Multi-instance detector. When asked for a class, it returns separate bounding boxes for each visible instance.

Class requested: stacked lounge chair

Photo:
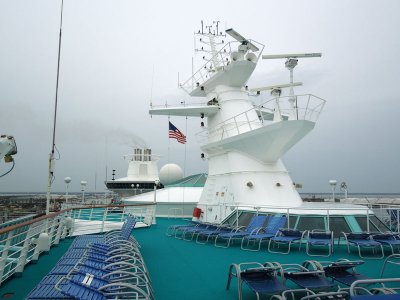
[26,215,153,300]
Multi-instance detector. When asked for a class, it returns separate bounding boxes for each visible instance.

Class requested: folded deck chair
[268,229,305,254]
[241,215,287,251]
[306,230,334,257]
[26,274,72,299]
[372,233,400,254]
[280,264,336,291]
[215,215,268,248]
[226,262,288,300]
[71,215,137,248]
[341,232,384,259]
[350,278,400,299]
[56,275,151,300]
[314,259,369,286]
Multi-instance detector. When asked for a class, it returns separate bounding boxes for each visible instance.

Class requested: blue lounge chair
[195,224,234,244]
[372,233,400,254]
[313,259,369,286]
[268,229,305,254]
[241,215,287,251]
[279,263,336,291]
[226,262,288,300]
[305,230,334,257]
[182,223,218,241]
[55,275,150,300]
[166,220,198,236]
[215,215,268,248]
[341,232,384,259]
[174,222,210,239]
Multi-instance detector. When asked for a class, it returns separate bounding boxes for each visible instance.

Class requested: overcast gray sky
[1,0,399,194]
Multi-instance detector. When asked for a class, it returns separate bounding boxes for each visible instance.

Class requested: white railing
[196,94,326,144]
[180,40,265,94]
[197,202,400,234]
[0,203,155,287]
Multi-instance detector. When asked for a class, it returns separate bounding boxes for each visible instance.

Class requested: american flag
[169,122,186,144]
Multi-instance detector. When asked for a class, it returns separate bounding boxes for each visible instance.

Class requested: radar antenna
[262,53,321,119]
[225,28,259,52]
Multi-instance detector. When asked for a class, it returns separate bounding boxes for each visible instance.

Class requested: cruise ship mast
[150,22,326,223]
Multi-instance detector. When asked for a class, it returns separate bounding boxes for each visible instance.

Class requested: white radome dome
[159,164,183,185]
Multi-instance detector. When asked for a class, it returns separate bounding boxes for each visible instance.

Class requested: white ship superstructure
[150,24,326,222]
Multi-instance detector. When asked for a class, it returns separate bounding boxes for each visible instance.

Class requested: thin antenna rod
[150,65,154,106]
[51,0,64,155]
[46,0,64,215]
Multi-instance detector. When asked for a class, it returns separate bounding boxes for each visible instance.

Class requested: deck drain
[2,293,14,299]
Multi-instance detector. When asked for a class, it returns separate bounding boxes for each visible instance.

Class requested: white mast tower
[150,23,325,223]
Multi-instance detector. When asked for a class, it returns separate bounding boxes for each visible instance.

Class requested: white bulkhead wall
[207,85,262,143]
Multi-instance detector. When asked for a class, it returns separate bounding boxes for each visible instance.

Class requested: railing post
[101,208,107,233]
[0,230,14,280]
[245,112,252,130]
[234,116,239,134]
[236,206,239,227]
[286,208,290,229]
[327,209,330,231]
[15,225,32,276]
[54,217,64,245]
[366,209,370,233]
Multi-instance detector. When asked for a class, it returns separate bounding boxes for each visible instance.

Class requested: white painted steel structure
[150,26,326,223]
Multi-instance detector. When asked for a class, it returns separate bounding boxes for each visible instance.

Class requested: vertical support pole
[236,206,239,228]
[366,209,370,233]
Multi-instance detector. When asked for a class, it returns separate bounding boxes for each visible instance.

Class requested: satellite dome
[159,164,183,185]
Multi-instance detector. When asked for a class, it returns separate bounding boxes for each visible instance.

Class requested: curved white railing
[180,40,265,94]
[196,94,326,144]
[0,203,155,286]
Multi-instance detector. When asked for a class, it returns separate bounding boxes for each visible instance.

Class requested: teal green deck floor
[0,218,399,299]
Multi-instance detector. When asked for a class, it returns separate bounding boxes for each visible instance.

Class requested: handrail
[0,203,155,235]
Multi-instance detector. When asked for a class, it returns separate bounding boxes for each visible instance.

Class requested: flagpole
[184,116,187,177]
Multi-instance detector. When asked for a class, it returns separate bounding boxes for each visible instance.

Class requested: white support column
[15,225,32,276]
[54,218,64,245]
